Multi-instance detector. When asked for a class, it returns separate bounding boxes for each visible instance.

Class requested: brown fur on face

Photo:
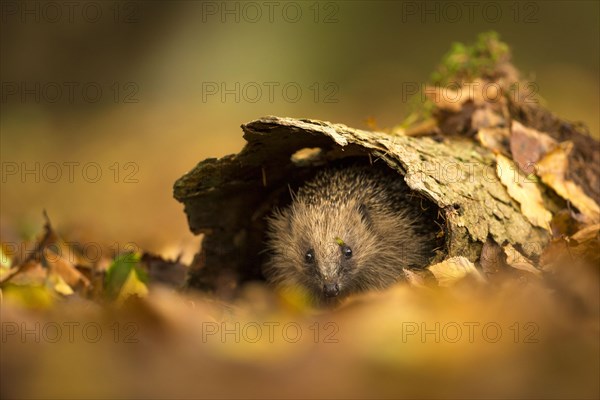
[264,164,438,305]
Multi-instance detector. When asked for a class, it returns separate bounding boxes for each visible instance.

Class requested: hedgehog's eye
[342,245,353,259]
[304,249,315,264]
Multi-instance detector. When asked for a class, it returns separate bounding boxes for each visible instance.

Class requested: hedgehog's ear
[358,203,373,228]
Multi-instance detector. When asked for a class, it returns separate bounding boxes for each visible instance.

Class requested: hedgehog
[264,163,439,305]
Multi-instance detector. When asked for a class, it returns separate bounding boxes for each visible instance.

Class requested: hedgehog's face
[268,199,380,303]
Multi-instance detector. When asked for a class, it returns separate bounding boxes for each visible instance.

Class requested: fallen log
[173,32,599,296]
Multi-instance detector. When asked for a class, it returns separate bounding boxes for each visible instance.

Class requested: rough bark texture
[174,116,549,294]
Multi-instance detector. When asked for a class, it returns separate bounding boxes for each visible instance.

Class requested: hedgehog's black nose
[323,282,340,297]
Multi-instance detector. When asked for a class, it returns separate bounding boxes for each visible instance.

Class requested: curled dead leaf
[569,224,600,268]
[570,223,600,243]
[43,248,91,289]
[510,121,557,175]
[8,261,47,286]
[476,127,510,155]
[496,154,552,230]
[427,256,485,287]
[536,142,600,223]
[402,268,435,288]
[49,273,75,296]
[502,244,542,277]
[539,224,598,271]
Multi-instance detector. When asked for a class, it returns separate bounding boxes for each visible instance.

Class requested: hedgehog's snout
[323,282,340,297]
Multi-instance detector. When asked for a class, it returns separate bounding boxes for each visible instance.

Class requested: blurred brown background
[1,0,598,252]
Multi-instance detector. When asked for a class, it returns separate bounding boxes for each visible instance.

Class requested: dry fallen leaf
[510,121,557,175]
[496,154,552,230]
[427,256,485,287]
[402,268,430,288]
[43,248,91,289]
[539,237,569,272]
[49,273,75,296]
[502,243,542,277]
[8,261,47,286]
[0,246,11,271]
[536,142,600,223]
[550,209,586,238]
[476,127,510,155]
[570,223,600,243]
[540,224,599,272]
[426,79,507,111]
[570,224,600,267]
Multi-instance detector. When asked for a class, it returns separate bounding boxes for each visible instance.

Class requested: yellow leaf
[571,223,600,242]
[537,142,600,223]
[2,284,54,309]
[427,256,485,287]
[496,154,552,230]
[0,245,11,270]
[116,269,149,305]
[476,127,510,154]
[50,273,75,296]
[276,285,312,312]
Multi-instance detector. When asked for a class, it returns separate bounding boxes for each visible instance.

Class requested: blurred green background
[1,0,598,252]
